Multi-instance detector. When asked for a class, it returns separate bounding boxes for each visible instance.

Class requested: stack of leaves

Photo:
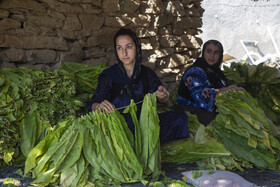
[223,62,280,126]
[208,90,280,171]
[0,75,22,165]
[161,113,232,167]
[58,62,107,95]
[24,93,161,186]
[0,62,106,167]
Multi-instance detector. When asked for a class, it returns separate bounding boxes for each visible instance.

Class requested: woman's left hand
[156,85,169,103]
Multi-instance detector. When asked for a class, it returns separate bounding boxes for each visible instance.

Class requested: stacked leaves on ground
[208,90,280,171]
[161,90,280,171]
[223,62,280,126]
[24,93,161,186]
[0,62,106,167]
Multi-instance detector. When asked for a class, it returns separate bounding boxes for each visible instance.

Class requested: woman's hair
[201,39,224,66]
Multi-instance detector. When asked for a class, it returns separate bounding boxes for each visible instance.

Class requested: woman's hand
[92,100,115,113]
[156,85,169,103]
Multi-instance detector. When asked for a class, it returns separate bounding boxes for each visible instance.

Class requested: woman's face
[203,44,221,66]
[116,35,136,68]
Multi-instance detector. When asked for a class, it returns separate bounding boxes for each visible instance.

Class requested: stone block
[178,34,195,48]
[47,10,65,21]
[148,0,165,13]
[104,16,131,27]
[102,0,120,14]
[168,53,189,68]
[10,14,25,22]
[62,14,82,31]
[182,0,199,6]
[158,26,172,35]
[186,4,201,17]
[57,0,98,4]
[154,48,174,58]
[80,4,102,14]
[83,57,109,66]
[25,15,64,30]
[86,27,119,47]
[0,48,25,62]
[173,17,202,29]
[0,61,17,69]
[154,14,173,27]
[0,18,21,31]
[141,38,153,50]
[0,35,69,50]
[159,35,179,48]
[149,36,160,50]
[166,1,186,16]
[79,14,104,36]
[120,0,140,14]
[41,0,83,13]
[137,28,158,37]
[130,14,151,27]
[85,47,106,58]
[26,49,57,64]
[0,9,9,18]
[0,0,46,12]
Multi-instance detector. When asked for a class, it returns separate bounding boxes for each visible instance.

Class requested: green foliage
[24,93,161,186]
[223,62,280,126]
[208,90,280,171]
[0,62,106,167]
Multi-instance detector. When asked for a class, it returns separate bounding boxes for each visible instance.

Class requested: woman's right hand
[92,100,115,113]
[227,85,246,92]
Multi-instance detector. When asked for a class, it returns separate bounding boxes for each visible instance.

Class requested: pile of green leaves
[0,75,22,165]
[59,62,107,95]
[24,93,161,186]
[0,62,106,167]
[223,62,280,126]
[208,90,280,170]
[161,114,236,170]
[161,90,280,172]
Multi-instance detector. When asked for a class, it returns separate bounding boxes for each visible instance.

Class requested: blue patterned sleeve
[183,67,217,111]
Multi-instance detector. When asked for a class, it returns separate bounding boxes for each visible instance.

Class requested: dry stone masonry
[0,0,203,94]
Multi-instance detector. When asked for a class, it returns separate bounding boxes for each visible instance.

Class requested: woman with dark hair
[176,40,244,125]
[88,28,189,143]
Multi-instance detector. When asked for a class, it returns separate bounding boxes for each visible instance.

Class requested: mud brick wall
[0,0,204,94]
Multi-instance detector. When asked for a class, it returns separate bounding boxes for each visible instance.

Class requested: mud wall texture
[0,0,204,92]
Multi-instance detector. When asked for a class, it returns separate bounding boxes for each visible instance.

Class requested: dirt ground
[1,162,280,187]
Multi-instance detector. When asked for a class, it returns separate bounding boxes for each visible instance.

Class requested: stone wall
[0,0,203,94]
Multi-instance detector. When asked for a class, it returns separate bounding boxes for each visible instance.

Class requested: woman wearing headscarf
[88,28,189,143]
[176,40,244,125]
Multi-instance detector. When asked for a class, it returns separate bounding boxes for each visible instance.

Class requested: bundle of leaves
[0,62,106,167]
[0,75,22,165]
[208,90,280,171]
[161,90,280,171]
[59,62,107,95]
[24,93,161,186]
[223,62,280,126]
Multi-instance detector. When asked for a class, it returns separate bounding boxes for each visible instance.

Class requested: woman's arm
[185,67,217,111]
[215,85,245,93]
